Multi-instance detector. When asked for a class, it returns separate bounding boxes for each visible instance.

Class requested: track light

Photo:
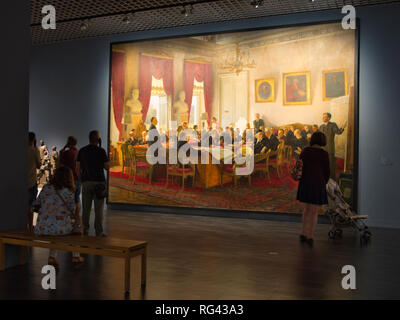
[251,0,264,8]
[80,19,89,31]
[122,13,134,24]
[181,5,194,17]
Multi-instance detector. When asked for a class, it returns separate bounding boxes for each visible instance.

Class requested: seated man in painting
[293,129,309,157]
[193,125,200,137]
[301,125,313,139]
[265,129,280,151]
[125,129,139,146]
[277,129,285,144]
[283,128,295,146]
[254,131,267,155]
[234,128,242,143]
[211,129,220,147]
[139,130,148,145]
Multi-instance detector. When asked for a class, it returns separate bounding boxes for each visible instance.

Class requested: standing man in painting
[253,113,265,133]
[148,117,159,147]
[319,112,347,180]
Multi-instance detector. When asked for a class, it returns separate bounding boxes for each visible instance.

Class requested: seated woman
[33,166,83,268]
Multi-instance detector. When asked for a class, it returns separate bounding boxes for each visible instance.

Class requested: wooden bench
[0,230,147,294]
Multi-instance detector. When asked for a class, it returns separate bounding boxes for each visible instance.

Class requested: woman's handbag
[55,189,82,235]
[291,158,303,181]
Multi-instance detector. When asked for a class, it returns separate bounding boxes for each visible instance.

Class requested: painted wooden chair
[165,159,196,190]
[282,145,293,173]
[253,152,269,182]
[267,142,285,178]
[221,160,251,188]
[121,143,131,177]
[130,147,153,184]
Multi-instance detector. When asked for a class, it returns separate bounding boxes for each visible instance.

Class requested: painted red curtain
[111,51,126,140]
[138,55,174,122]
[184,61,213,124]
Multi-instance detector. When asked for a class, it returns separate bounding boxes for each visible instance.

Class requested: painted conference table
[123,143,253,189]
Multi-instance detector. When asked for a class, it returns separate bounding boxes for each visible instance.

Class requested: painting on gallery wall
[322,69,348,101]
[108,21,358,214]
[255,78,275,103]
[283,72,311,105]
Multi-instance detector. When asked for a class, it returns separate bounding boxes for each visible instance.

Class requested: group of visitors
[27,109,344,270]
[28,130,109,268]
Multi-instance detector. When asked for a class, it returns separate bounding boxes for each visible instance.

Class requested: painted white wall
[247,26,354,128]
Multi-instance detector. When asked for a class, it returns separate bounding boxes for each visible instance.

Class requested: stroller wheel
[362,230,372,240]
[328,230,335,239]
[360,232,371,245]
[335,229,343,238]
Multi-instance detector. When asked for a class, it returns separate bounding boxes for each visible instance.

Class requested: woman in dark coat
[297,132,330,246]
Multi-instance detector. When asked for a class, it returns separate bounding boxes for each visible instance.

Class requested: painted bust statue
[125,88,142,117]
[174,90,189,123]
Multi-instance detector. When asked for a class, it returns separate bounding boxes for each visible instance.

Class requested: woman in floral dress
[33,166,84,267]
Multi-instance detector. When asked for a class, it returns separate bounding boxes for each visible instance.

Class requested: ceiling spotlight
[122,13,134,24]
[181,5,194,17]
[80,19,89,31]
[251,0,264,8]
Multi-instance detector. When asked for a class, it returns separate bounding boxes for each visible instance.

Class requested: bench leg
[19,246,26,265]
[141,248,147,288]
[0,240,4,271]
[124,257,131,294]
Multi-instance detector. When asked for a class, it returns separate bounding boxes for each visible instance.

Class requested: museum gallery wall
[108,21,357,214]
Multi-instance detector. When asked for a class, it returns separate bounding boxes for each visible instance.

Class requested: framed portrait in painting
[322,69,348,101]
[283,72,311,105]
[255,78,275,102]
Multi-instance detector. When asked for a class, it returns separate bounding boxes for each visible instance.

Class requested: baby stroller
[325,179,371,243]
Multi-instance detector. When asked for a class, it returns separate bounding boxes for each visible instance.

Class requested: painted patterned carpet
[109,167,304,214]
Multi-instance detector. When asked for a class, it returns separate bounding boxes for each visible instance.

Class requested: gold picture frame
[322,69,348,101]
[255,78,275,102]
[283,71,311,105]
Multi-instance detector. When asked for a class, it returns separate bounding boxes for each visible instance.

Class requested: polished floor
[0,209,399,299]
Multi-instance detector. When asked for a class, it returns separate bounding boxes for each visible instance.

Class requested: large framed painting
[322,69,348,101]
[283,72,311,105]
[108,21,359,215]
[255,78,275,102]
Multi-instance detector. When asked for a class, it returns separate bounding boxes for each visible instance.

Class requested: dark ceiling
[31,0,399,45]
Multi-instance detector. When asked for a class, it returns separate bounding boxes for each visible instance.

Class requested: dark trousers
[82,181,105,236]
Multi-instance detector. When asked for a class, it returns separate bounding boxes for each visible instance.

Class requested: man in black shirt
[77,130,110,236]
